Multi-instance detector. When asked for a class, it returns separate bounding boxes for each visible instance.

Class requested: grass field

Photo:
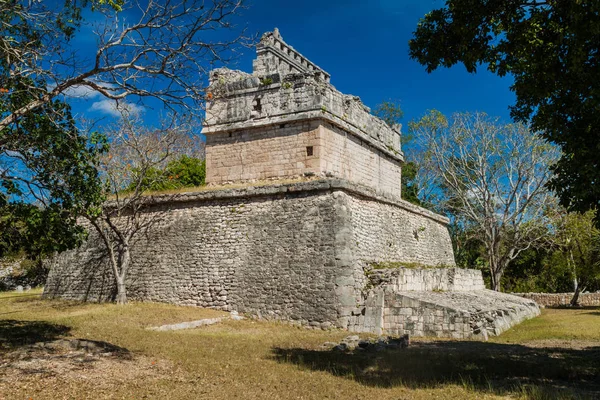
[0,290,598,399]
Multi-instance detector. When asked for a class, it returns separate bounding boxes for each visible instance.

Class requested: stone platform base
[350,267,540,339]
[43,179,539,338]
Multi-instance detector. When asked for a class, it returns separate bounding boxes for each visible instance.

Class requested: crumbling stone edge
[132,178,449,226]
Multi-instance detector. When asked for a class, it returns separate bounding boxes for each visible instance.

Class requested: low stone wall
[513,292,600,307]
[367,268,484,292]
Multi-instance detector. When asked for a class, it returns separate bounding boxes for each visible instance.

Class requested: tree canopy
[0,0,243,260]
[409,0,600,221]
[410,111,559,291]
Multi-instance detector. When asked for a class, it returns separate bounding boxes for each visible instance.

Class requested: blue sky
[66,0,516,129]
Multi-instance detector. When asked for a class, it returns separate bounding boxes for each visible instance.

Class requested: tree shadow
[0,319,71,350]
[272,340,600,397]
[586,312,600,317]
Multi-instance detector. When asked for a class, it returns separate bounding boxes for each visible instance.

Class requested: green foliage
[498,211,600,294]
[409,0,600,224]
[549,210,600,293]
[373,100,404,128]
[401,161,421,206]
[0,1,109,259]
[127,155,206,193]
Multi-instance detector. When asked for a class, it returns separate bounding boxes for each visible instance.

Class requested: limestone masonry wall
[203,29,404,197]
[320,124,402,199]
[206,120,321,184]
[513,292,600,307]
[44,180,456,330]
[367,268,485,292]
[347,194,455,266]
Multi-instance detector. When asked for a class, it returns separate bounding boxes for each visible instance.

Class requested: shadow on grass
[585,311,600,317]
[272,341,600,397]
[0,319,70,350]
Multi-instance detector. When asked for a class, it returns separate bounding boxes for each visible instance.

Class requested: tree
[373,100,404,129]
[548,209,600,306]
[84,115,198,304]
[408,0,600,223]
[411,111,559,291]
[1,0,244,285]
[0,0,249,131]
[373,100,422,206]
[0,84,108,260]
[1,0,241,226]
[129,155,206,192]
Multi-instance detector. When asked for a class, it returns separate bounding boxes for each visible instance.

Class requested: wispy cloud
[89,99,145,117]
[61,84,103,99]
[50,81,145,118]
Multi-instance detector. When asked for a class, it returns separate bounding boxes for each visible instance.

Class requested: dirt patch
[0,338,175,394]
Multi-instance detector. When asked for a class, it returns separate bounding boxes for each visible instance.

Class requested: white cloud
[49,80,119,99]
[89,99,145,117]
[62,85,103,99]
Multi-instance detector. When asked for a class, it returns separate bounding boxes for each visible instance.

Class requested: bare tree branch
[411,111,560,290]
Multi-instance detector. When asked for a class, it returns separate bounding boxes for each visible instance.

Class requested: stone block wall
[367,268,485,292]
[320,123,402,198]
[513,292,600,307]
[349,287,541,339]
[205,117,403,199]
[44,180,456,331]
[205,120,321,184]
[204,72,402,162]
[346,193,455,267]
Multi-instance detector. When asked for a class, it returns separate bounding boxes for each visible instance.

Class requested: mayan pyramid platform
[44,29,540,338]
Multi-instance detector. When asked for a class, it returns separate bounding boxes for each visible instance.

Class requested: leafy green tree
[0,80,107,263]
[409,0,600,222]
[373,100,421,206]
[130,155,206,193]
[400,161,421,206]
[548,210,600,305]
[373,100,404,129]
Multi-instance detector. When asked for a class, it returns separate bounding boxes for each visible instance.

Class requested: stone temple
[44,29,540,338]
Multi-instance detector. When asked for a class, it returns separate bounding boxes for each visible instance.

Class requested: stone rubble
[146,311,244,332]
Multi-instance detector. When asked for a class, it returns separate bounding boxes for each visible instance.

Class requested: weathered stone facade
[204,29,403,199]
[44,29,540,338]
[45,180,454,328]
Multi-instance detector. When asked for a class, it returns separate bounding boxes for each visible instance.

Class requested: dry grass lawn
[0,290,598,399]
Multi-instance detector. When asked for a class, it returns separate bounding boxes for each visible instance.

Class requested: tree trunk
[490,269,502,291]
[570,283,585,307]
[115,246,130,305]
[115,277,127,305]
[488,243,503,291]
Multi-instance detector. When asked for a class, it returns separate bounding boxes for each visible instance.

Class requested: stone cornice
[131,179,450,226]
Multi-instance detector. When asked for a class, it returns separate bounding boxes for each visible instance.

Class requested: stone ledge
[124,178,449,226]
[368,267,485,292]
[512,292,600,307]
[373,289,540,339]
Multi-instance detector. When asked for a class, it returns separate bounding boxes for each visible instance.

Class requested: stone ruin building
[44,29,540,339]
